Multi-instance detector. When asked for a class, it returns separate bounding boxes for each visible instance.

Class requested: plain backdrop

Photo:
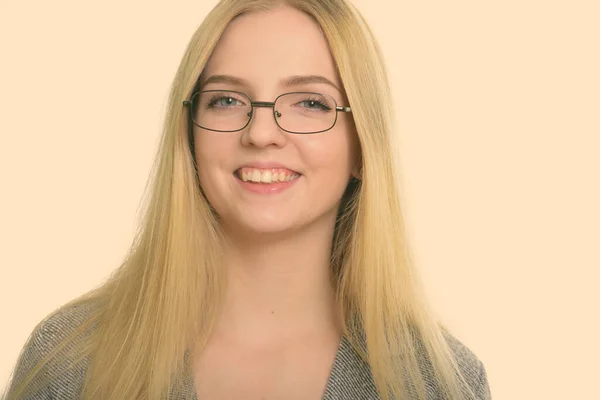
[1,1,598,398]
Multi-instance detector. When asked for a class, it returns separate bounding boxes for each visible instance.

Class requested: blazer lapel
[321,335,380,400]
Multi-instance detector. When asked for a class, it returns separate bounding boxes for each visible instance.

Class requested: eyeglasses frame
[182,89,352,134]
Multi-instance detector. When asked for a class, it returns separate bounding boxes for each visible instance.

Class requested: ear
[351,161,362,181]
[350,126,362,180]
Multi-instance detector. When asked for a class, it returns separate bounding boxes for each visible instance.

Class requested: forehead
[202,6,342,92]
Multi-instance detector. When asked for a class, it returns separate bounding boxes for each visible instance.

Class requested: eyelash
[299,97,332,111]
[206,95,245,108]
[203,93,334,112]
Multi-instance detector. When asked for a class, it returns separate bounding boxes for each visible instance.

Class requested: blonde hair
[7,1,478,399]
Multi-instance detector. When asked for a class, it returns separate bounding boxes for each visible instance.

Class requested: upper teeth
[240,168,300,183]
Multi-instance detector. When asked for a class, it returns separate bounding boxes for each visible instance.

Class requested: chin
[241,218,299,236]
[223,212,304,239]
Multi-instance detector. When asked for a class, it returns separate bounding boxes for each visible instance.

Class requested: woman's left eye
[298,99,330,111]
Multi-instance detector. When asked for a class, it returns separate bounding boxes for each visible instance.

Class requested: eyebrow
[201,74,342,93]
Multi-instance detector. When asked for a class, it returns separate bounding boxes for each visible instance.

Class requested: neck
[214,219,342,347]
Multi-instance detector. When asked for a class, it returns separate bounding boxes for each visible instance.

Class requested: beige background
[1,1,598,398]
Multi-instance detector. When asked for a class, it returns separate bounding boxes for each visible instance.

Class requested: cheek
[193,132,234,196]
[194,140,211,185]
[301,128,357,174]
[193,132,232,170]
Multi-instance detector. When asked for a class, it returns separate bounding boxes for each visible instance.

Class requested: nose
[240,105,287,148]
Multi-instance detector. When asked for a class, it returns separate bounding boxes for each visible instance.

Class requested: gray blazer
[5,302,491,399]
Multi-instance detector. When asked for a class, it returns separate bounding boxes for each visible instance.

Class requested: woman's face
[194,5,359,236]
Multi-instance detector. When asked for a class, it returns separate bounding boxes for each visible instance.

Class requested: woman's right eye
[208,96,243,108]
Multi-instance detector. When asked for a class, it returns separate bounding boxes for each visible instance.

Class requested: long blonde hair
[7,1,477,399]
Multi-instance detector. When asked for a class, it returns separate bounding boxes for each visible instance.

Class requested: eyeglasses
[183,90,352,134]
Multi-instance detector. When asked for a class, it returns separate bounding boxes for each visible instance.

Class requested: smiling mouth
[234,167,301,184]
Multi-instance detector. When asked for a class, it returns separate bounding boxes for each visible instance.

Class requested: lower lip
[234,174,301,194]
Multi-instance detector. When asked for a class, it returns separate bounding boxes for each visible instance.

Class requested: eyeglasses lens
[191,91,337,133]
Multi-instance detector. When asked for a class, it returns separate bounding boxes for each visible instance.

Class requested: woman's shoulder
[38,298,98,337]
[438,330,491,399]
[5,299,99,399]
[25,298,99,358]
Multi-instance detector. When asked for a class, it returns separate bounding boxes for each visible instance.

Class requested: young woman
[5,0,491,399]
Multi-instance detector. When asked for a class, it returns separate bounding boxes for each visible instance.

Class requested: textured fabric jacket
[6,302,492,399]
